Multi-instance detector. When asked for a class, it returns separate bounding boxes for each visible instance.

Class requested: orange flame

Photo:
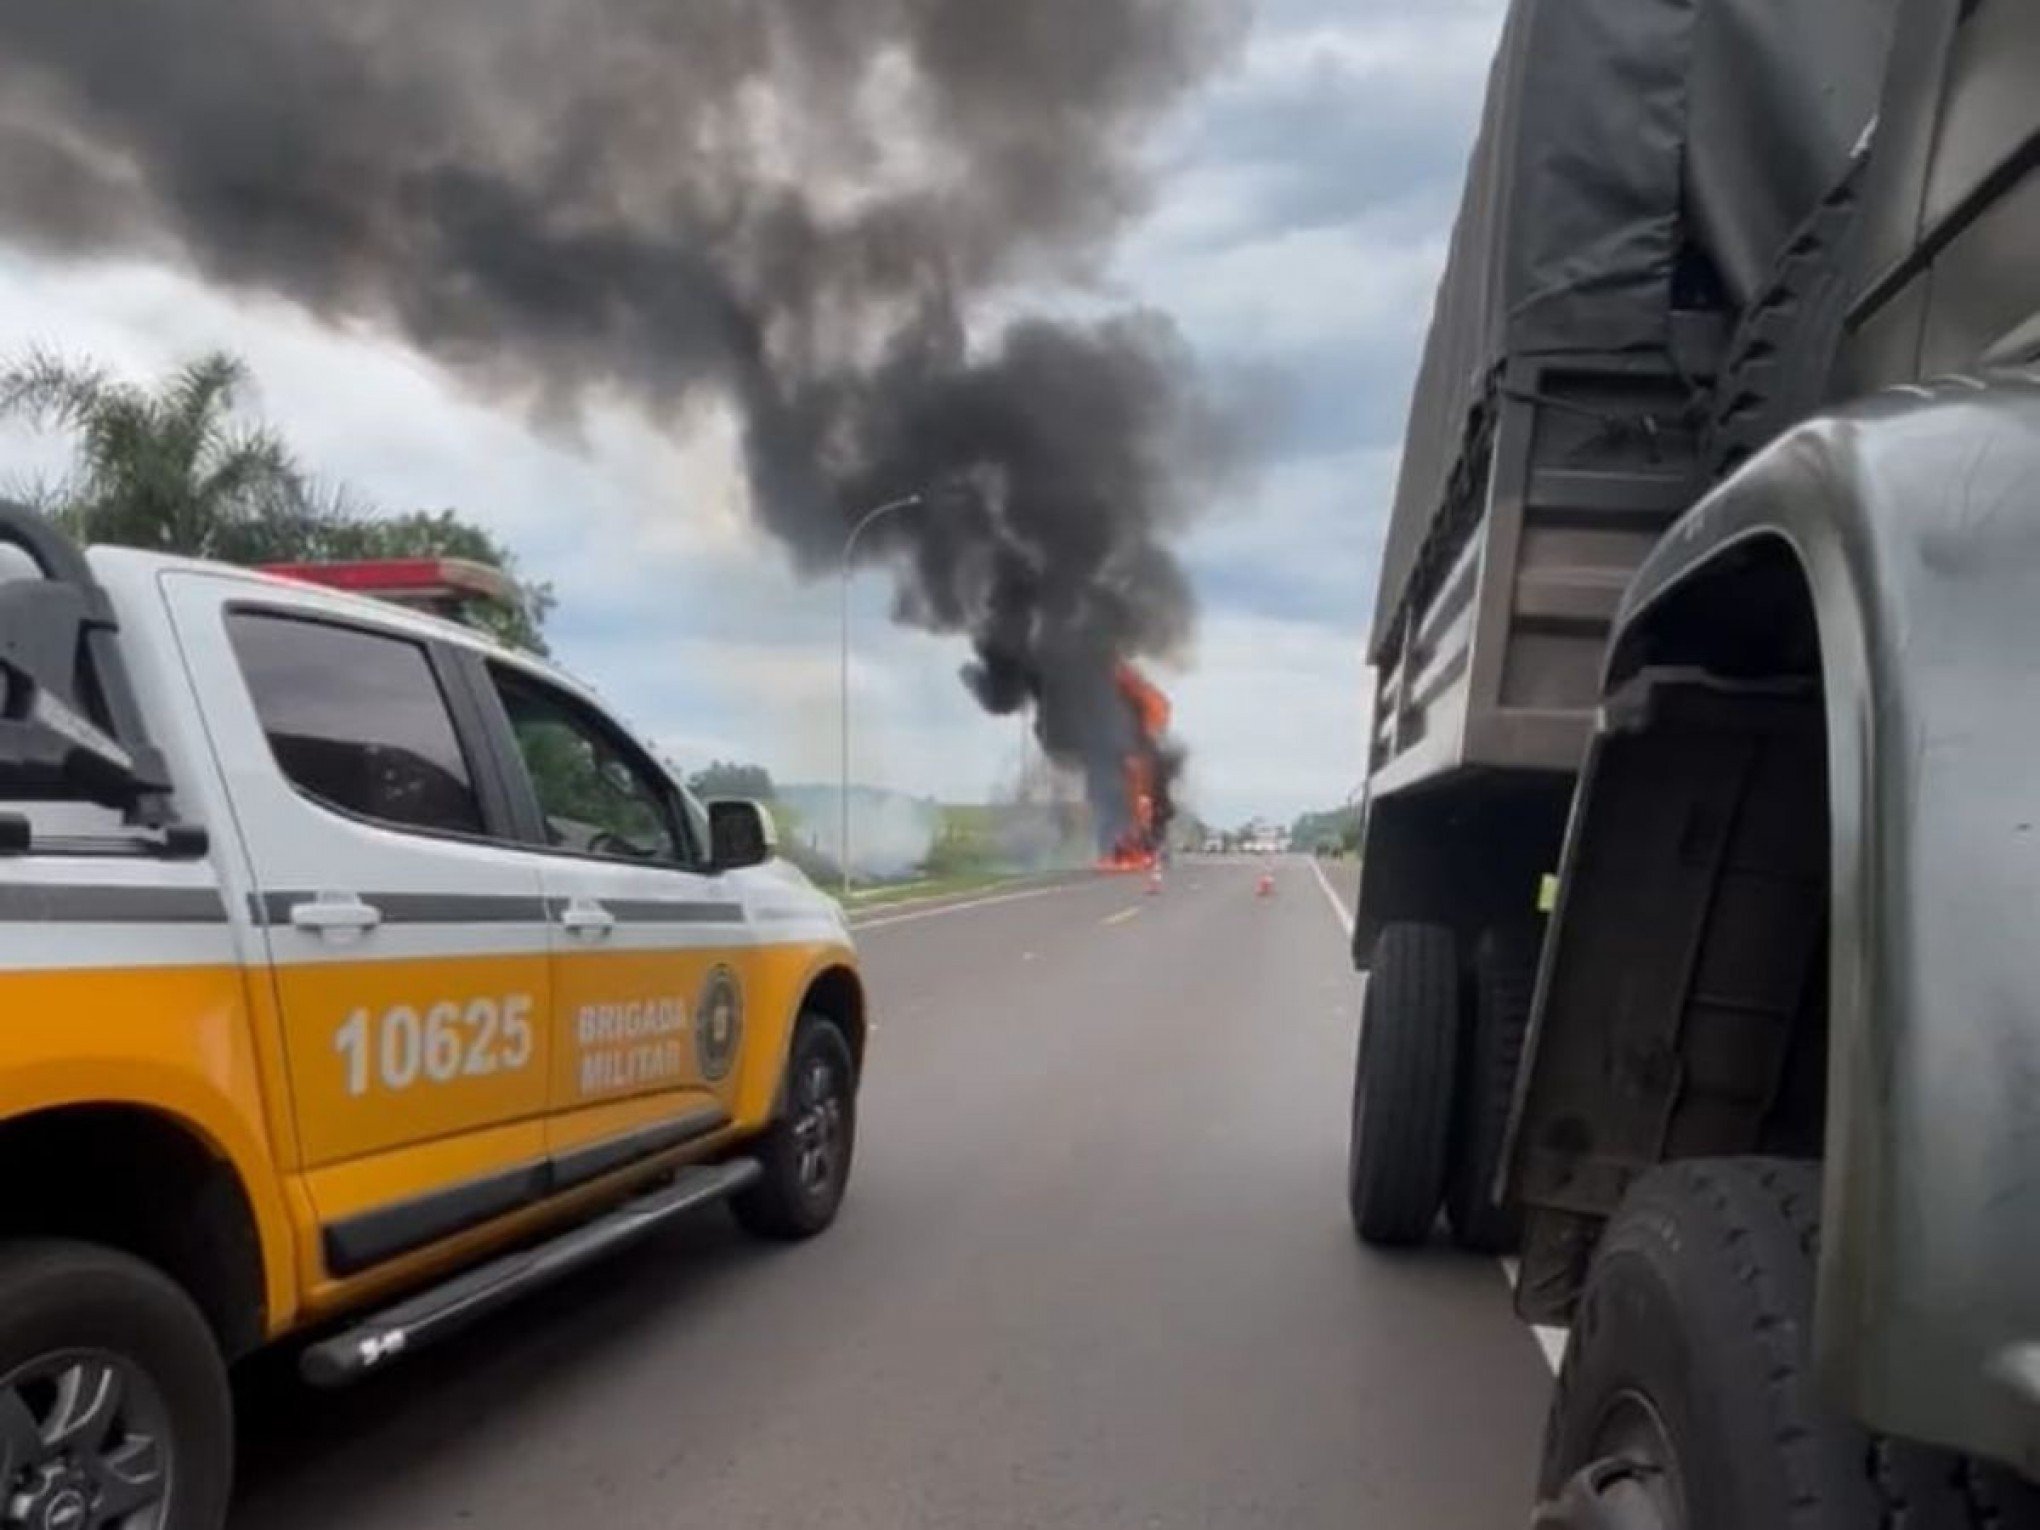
[1099,663,1172,873]
[1116,662,1171,738]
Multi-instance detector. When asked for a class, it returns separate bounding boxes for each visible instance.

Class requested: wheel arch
[796,962,867,1078]
[1518,374,2040,1470]
[0,1101,275,1360]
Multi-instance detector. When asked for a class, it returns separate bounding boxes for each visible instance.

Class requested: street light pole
[840,494,924,900]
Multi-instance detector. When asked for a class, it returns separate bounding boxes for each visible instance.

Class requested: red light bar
[258,557,522,614]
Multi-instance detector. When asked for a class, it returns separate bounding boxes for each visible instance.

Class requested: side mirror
[708,798,777,872]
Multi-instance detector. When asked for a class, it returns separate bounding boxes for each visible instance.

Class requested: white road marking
[851,879,1080,931]
[1501,1259,1569,1372]
[1309,857,1566,1376]
[1102,906,1142,927]
[1309,856,1356,934]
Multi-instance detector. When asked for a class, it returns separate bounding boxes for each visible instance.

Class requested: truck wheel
[1706,154,1867,479]
[0,1239,232,1530]
[1445,925,1537,1254]
[732,1015,857,1241]
[1538,1159,2040,1529]
[1347,923,1460,1246]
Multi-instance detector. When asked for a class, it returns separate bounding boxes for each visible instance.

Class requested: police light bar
[257,557,523,617]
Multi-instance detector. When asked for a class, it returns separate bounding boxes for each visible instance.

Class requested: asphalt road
[232,856,1555,1529]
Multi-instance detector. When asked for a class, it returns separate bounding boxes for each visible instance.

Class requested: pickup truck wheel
[1445,925,1537,1254]
[0,1240,231,1530]
[1347,922,1459,1246]
[1537,1159,2040,1529]
[732,1015,857,1242]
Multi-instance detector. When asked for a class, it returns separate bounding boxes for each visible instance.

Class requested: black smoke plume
[0,0,1240,837]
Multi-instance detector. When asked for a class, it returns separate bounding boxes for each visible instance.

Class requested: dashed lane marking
[1101,906,1142,927]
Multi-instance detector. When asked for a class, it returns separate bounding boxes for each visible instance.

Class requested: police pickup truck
[0,505,866,1529]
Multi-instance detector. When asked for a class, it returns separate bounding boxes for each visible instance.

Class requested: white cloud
[1233,9,1505,98]
[1169,610,1372,828]
[1124,217,1447,361]
[0,252,757,567]
[1184,444,1397,619]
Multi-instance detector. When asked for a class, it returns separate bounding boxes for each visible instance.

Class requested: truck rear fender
[1517,373,2040,1470]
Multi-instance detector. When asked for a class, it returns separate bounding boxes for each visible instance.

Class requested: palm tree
[1,346,551,649]
[0,348,322,562]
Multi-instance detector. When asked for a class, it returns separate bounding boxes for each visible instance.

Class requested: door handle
[558,898,616,937]
[288,895,383,937]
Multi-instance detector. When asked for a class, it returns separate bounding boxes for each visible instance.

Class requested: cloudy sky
[0,0,1504,831]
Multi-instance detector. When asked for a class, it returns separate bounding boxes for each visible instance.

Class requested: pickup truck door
[471,658,748,1182]
[164,576,555,1282]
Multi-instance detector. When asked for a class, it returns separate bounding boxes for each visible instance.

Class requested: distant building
[1239,818,1288,855]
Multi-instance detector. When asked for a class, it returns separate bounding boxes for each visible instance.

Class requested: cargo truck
[1345,1,2040,1523]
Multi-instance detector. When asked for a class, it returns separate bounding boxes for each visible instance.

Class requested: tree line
[1289,804,1362,855]
[1,348,549,649]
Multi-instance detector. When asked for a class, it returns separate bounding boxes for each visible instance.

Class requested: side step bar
[300,1158,762,1387]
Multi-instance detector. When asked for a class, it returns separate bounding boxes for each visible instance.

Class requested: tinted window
[228,612,484,836]
[491,666,686,864]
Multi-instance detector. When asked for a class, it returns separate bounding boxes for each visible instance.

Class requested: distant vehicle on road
[0,513,866,1529]
[1237,819,1288,856]
[1348,0,2040,1522]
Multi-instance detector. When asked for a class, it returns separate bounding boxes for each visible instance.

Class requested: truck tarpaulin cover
[1371,0,1896,659]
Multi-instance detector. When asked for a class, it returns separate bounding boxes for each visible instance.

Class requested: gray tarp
[1371,0,1897,660]
[1686,0,1900,306]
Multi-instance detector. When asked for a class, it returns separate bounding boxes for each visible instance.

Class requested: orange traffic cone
[1145,867,1163,896]
[1256,871,1274,898]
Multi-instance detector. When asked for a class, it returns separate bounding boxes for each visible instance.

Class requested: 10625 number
[333,995,535,1097]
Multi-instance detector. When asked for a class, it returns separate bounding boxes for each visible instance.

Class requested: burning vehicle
[1099,663,1180,872]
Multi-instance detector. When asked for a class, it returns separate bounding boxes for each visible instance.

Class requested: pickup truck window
[489,664,690,865]
[227,611,486,837]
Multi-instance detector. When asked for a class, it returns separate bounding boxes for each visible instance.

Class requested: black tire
[1705,154,1867,481]
[1539,1159,2040,1529]
[1347,923,1460,1247]
[1445,925,1537,1254]
[731,1015,857,1241]
[0,1239,233,1530]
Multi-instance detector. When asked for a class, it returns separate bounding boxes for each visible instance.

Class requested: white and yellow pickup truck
[0,505,865,1530]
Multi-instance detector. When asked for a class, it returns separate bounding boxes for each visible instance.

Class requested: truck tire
[1538,1159,2040,1529]
[0,1239,233,1530]
[1347,923,1460,1247]
[732,1015,857,1241]
[1706,154,1868,481]
[1445,925,1537,1254]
